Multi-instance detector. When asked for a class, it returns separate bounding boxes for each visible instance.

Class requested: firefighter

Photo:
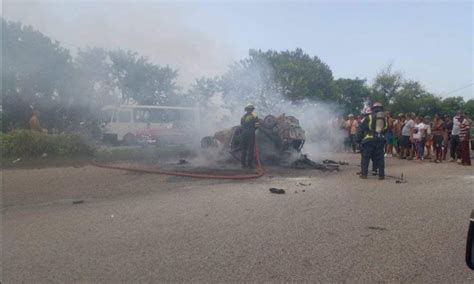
[357,102,388,180]
[240,104,259,168]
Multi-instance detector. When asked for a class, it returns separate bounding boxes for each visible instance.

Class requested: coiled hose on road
[92,141,265,180]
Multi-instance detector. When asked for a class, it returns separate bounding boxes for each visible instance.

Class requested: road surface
[3,154,474,282]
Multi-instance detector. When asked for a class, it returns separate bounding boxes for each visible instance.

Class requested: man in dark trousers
[357,102,388,180]
[240,104,259,169]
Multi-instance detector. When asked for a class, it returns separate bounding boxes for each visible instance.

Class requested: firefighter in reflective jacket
[240,104,259,168]
[357,102,388,179]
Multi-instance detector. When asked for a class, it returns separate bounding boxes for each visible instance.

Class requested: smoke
[193,59,348,161]
[3,1,350,162]
[2,1,236,86]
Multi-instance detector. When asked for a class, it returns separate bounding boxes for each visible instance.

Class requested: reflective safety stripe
[244,113,258,122]
[364,115,374,140]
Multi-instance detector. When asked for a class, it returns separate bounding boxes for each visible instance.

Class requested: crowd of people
[335,110,472,166]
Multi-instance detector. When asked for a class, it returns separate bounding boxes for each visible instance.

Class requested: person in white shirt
[412,116,427,160]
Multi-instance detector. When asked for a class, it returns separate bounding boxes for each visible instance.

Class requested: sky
[2,0,473,99]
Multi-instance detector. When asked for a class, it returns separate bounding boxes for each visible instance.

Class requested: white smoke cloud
[2,1,237,87]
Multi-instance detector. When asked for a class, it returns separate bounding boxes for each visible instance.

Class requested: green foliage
[464,100,474,117]
[370,64,403,106]
[334,78,370,115]
[1,19,179,135]
[187,77,221,106]
[1,130,95,158]
[2,17,471,139]
[108,49,178,105]
[440,97,465,117]
[2,19,74,131]
[256,49,335,101]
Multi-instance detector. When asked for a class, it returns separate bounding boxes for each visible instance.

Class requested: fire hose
[92,140,265,180]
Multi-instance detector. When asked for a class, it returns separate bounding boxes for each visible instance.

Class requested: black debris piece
[269,188,286,194]
[72,200,84,205]
[323,159,349,165]
[291,155,339,171]
[367,226,387,231]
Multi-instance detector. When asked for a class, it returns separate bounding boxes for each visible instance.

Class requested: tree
[218,48,336,114]
[187,77,221,106]
[108,49,178,105]
[371,63,403,106]
[255,48,335,101]
[334,78,370,115]
[1,18,75,131]
[464,99,474,117]
[440,96,465,117]
[75,47,119,107]
[389,80,438,116]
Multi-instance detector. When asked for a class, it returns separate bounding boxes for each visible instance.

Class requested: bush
[1,130,95,157]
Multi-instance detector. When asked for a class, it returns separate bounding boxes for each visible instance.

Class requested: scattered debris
[302,189,306,192]
[269,188,286,194]
[298,182,311,186]
[367,226,387,231]
[72,200,84,205]
[12,158,21,163]
[294,190,298,194]
[41,153,48,158]
[291,155,339,171]
[178,159,189,165]
[323,159,349,165]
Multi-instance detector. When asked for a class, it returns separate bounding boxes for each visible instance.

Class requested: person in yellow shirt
[348,114,359,153]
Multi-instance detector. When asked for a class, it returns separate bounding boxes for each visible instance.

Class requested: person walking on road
[240,104,259,169]
[357,102,388,180]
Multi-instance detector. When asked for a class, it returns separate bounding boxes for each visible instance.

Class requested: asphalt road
[3,154,474,282]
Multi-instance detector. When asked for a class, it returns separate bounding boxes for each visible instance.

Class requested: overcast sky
[3,0,473,99]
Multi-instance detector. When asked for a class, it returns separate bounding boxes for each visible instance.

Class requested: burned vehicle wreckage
[201,114,340,171]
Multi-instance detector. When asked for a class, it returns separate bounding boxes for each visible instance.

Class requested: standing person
[424,116,433,159]
[357,102,388,180]
[384,112,394,157]
[343,115,352,152]
[400,113,415,160]
[393,113,405,156]
[458,116,471,166]
[450,111,461,162]
[444,115,453,160]
[432,114,446,163]
[29,110,45,132]
[348,114,359,153]
[240,104,259,169]
[413,116,427,161]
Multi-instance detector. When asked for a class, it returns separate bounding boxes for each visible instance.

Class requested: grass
[1,144,195,170]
